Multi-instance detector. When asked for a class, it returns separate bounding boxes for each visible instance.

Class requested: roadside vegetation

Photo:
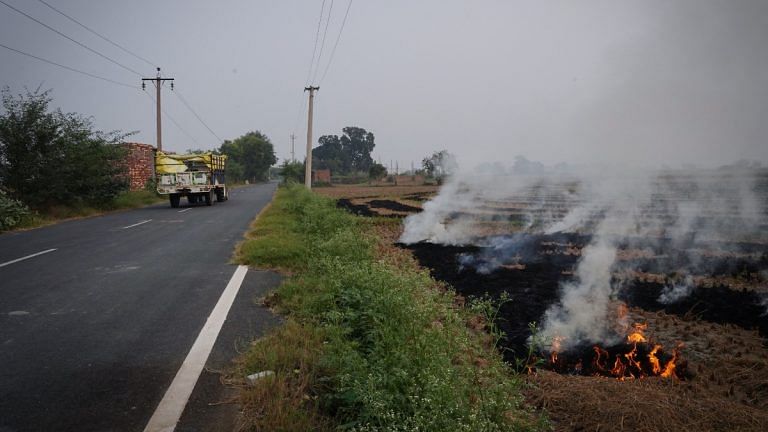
[0,87,164,232]
[235,184,544,431]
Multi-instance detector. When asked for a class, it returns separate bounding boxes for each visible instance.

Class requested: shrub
[0,189,32,231]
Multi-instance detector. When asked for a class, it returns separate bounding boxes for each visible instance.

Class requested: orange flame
[648,344,662,374]
[660,349,678,378]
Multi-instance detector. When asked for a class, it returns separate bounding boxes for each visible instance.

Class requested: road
[0,183,280,432]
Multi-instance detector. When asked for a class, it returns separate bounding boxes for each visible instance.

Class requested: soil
[367,199,422,213]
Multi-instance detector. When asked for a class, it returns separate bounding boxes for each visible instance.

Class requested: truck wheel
[170,194,181,208]
[216,188,225,202]
[204,191,213,206]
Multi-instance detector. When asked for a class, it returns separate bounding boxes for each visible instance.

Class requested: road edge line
[0,248,57,268]
[143,265,249,432]
[122,219,152,229]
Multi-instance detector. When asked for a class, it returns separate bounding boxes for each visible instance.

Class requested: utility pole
[142,67,174,152]
[304,86,319,189]
[290,133,296,162]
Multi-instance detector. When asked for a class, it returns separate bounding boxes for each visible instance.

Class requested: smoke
[458,234,537,274]
[657,275,695,304]
[401,158,766,351]
[539,239,619,347]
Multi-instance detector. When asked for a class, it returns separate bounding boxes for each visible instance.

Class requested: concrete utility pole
[290,133,296,162]
[304,86,319,189]
[142,67,174,152]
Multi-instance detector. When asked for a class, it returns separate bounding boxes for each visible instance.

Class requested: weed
[237,185,545,431]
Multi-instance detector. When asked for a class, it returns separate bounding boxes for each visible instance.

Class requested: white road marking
[0,248,57,268]
[177,208,192,213]
[143,265,249,432]
[122,219,152,229]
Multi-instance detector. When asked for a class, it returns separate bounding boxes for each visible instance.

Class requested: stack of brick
[312,169,331,183]
[120,142,155,190]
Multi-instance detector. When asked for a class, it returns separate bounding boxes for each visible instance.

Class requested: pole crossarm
[141,67,175,152]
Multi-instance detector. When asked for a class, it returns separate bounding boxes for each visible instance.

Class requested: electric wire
[35,0,157,69]
[173,90,222,143]
[0,0,143,77]
[304,0,327,86]
[0,42,136,89]
[311,0,334,84]
[319,0,353,86]
[142,91,201,148]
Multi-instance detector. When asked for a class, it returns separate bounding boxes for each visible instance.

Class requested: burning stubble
[400,161,767,355]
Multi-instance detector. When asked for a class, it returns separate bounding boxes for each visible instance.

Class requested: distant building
[120,142,155,190]
[312,169,331,184]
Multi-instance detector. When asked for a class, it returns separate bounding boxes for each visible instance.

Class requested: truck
[155,151,228,208]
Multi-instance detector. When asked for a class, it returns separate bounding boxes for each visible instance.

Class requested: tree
[313,134,346,172]
[218,131,276,182]
[279,160,304,184]
[313,126,376,175]
[340,126,375,173]
[368,162,387,181]
[422,150,457,182]
[0,87,128,208]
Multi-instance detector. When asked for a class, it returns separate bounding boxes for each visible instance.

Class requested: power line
[0,0,143,77]
[173,90,222,143]
[0,42,135,89]
[142,91,201,148]
[311,0,335,84]
[319,0,353,85]
[35,0,157,69]
[304,0,327,86]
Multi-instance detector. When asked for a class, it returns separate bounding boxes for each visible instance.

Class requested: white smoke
[402,158,766,351]
[657,275,695,304]
[539,239,619,347]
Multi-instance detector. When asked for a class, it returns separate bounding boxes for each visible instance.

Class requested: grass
[235,185,545,431]
[6,189,165,232]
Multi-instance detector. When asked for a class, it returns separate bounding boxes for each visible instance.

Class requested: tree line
[0,88,276,230]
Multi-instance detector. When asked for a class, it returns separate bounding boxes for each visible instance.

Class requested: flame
[627,322,648,343]
[648,344,662,374]
[544,320,682,380]
[550,336,563,364]
[660,349,679,378]
[593,346,609,370]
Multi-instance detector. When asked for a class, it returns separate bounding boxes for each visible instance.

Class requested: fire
[545,320,683,380]
[648,344,662,374]
[627,323,647,343]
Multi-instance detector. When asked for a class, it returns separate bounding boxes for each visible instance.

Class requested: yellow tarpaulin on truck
[155,151,226,174]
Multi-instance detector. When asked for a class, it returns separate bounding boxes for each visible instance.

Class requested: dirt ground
[322,184,768,432]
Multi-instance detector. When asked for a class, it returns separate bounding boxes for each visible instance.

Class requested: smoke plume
[400,158,766,350]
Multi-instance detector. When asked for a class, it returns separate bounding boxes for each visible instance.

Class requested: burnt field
[402,233,767,359]
[400,233,768,430]
[327,175,768,430]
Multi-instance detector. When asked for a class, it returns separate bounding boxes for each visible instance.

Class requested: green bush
[0,189,32,231]
[0,87,129,209]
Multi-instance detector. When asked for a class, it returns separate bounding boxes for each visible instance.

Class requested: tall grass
[237,185,544,431]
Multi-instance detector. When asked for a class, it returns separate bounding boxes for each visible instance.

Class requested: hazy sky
[1,1,767,170]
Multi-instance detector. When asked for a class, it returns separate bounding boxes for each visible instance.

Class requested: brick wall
[120,142,155,190]
[312,169,331,183]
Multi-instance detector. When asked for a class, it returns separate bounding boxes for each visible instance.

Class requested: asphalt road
[0,183,280,432]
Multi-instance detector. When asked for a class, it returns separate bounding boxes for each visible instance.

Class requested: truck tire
[216,188,225,202]
[170,194,181,208]
[204,190,213,206]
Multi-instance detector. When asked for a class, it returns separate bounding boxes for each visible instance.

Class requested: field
[320,175,768,432]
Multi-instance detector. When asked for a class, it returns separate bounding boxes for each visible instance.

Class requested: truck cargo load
[155,151,228,208]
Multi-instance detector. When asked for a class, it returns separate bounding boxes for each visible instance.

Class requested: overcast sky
[1,0,767,170]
